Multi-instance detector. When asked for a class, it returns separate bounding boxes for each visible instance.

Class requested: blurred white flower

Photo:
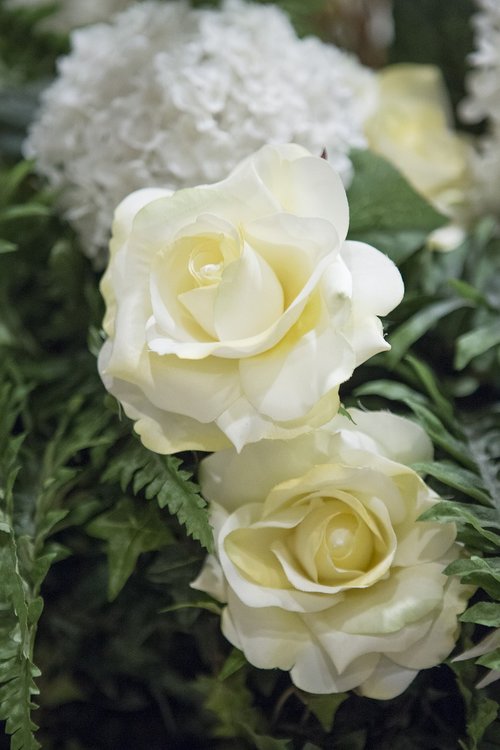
[24,0,376,264]
[5,0,135,33]
[460,0,500,219]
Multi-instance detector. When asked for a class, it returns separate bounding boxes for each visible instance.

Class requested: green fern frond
[103,440,213,553]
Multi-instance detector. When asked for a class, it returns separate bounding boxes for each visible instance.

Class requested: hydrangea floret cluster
[5,0,135,32]
[25,0,376,263]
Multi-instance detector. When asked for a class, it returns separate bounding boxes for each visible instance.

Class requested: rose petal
[213,243,284,340]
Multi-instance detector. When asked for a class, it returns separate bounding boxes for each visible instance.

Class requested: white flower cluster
[5,0,135,33]
[460,0,500,218]
[25,0,377,263]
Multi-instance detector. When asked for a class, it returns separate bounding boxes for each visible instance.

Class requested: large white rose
[192,410,472,699]
[98,144,403,453]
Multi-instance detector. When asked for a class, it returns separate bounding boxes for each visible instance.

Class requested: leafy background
[1,0,500,748]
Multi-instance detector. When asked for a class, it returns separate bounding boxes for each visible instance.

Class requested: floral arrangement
[1,1,500,749]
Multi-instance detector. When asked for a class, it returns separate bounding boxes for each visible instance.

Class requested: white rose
[192,410,472,699]
[98,145,403,453]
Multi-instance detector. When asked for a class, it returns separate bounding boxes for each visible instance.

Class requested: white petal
[290,639,379,694]
[198,432,333,511]
[98,354,230,454]
[221,590,307,671]
[393,576,470,670]
[244,213,340,307]
[328,565,444,635]
[341,240,404,317]
[239,322,355,421]
[358,657,418,699]
[328,409,434,466]
[142,354,240,423]
[190,554,227,604]
[214,243,284,340]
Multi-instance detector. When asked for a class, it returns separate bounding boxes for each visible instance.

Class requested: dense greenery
[1,1,500,748]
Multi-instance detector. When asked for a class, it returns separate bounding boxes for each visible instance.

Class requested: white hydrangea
[460,0,500,218]
[25,0,377,264]
[5,0,136,33]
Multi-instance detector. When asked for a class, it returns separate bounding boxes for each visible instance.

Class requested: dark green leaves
[103,439,214,552]
[347,149,446,264]
[87,497,173,600]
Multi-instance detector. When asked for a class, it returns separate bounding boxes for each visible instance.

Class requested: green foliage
[87,497,174,600]
[0,7,499,747]
[102,438,214,552]
[452,660,498,750]
[347,149,446,265]
[298,692,348,733]
[197,670,291,749]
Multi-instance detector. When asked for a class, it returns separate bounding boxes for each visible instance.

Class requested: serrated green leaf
[446,557,500,598]
[413,462,492,506]
[103,439,214,552]
[455,322,500,371]
[461,603,500,628]
[462,409,500,511]
[420,501,500,545]
[87,497,173,600]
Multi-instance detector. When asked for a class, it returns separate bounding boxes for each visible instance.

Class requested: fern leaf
[104,441,214,552]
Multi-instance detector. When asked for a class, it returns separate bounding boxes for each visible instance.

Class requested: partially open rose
[192,410,472,698]
[98,144,403,453]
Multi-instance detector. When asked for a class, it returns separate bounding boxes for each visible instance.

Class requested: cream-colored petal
[243,213,340,308]
[177,284,219,338]
[239,323,355,421]
[392,576,470,670]
[328,409,434,466]
[190,554,227,604]
[290,639,379,694]
[329,565,444,635]
[142,353,240,423]
[145,241,334,360]
[223,143,348,240]
[221,590,308,671]
[358,657,419,699]
[217,505,336,613]
[198,431,333,510]
[214,243,284,340]
[98,355,230,454]
[341,240,404,317]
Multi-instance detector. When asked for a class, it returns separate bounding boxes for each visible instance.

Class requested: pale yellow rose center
[225,493,392,592]
[188,241,224,286]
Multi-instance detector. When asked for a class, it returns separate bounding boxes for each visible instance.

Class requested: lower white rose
[192,409,472,699]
